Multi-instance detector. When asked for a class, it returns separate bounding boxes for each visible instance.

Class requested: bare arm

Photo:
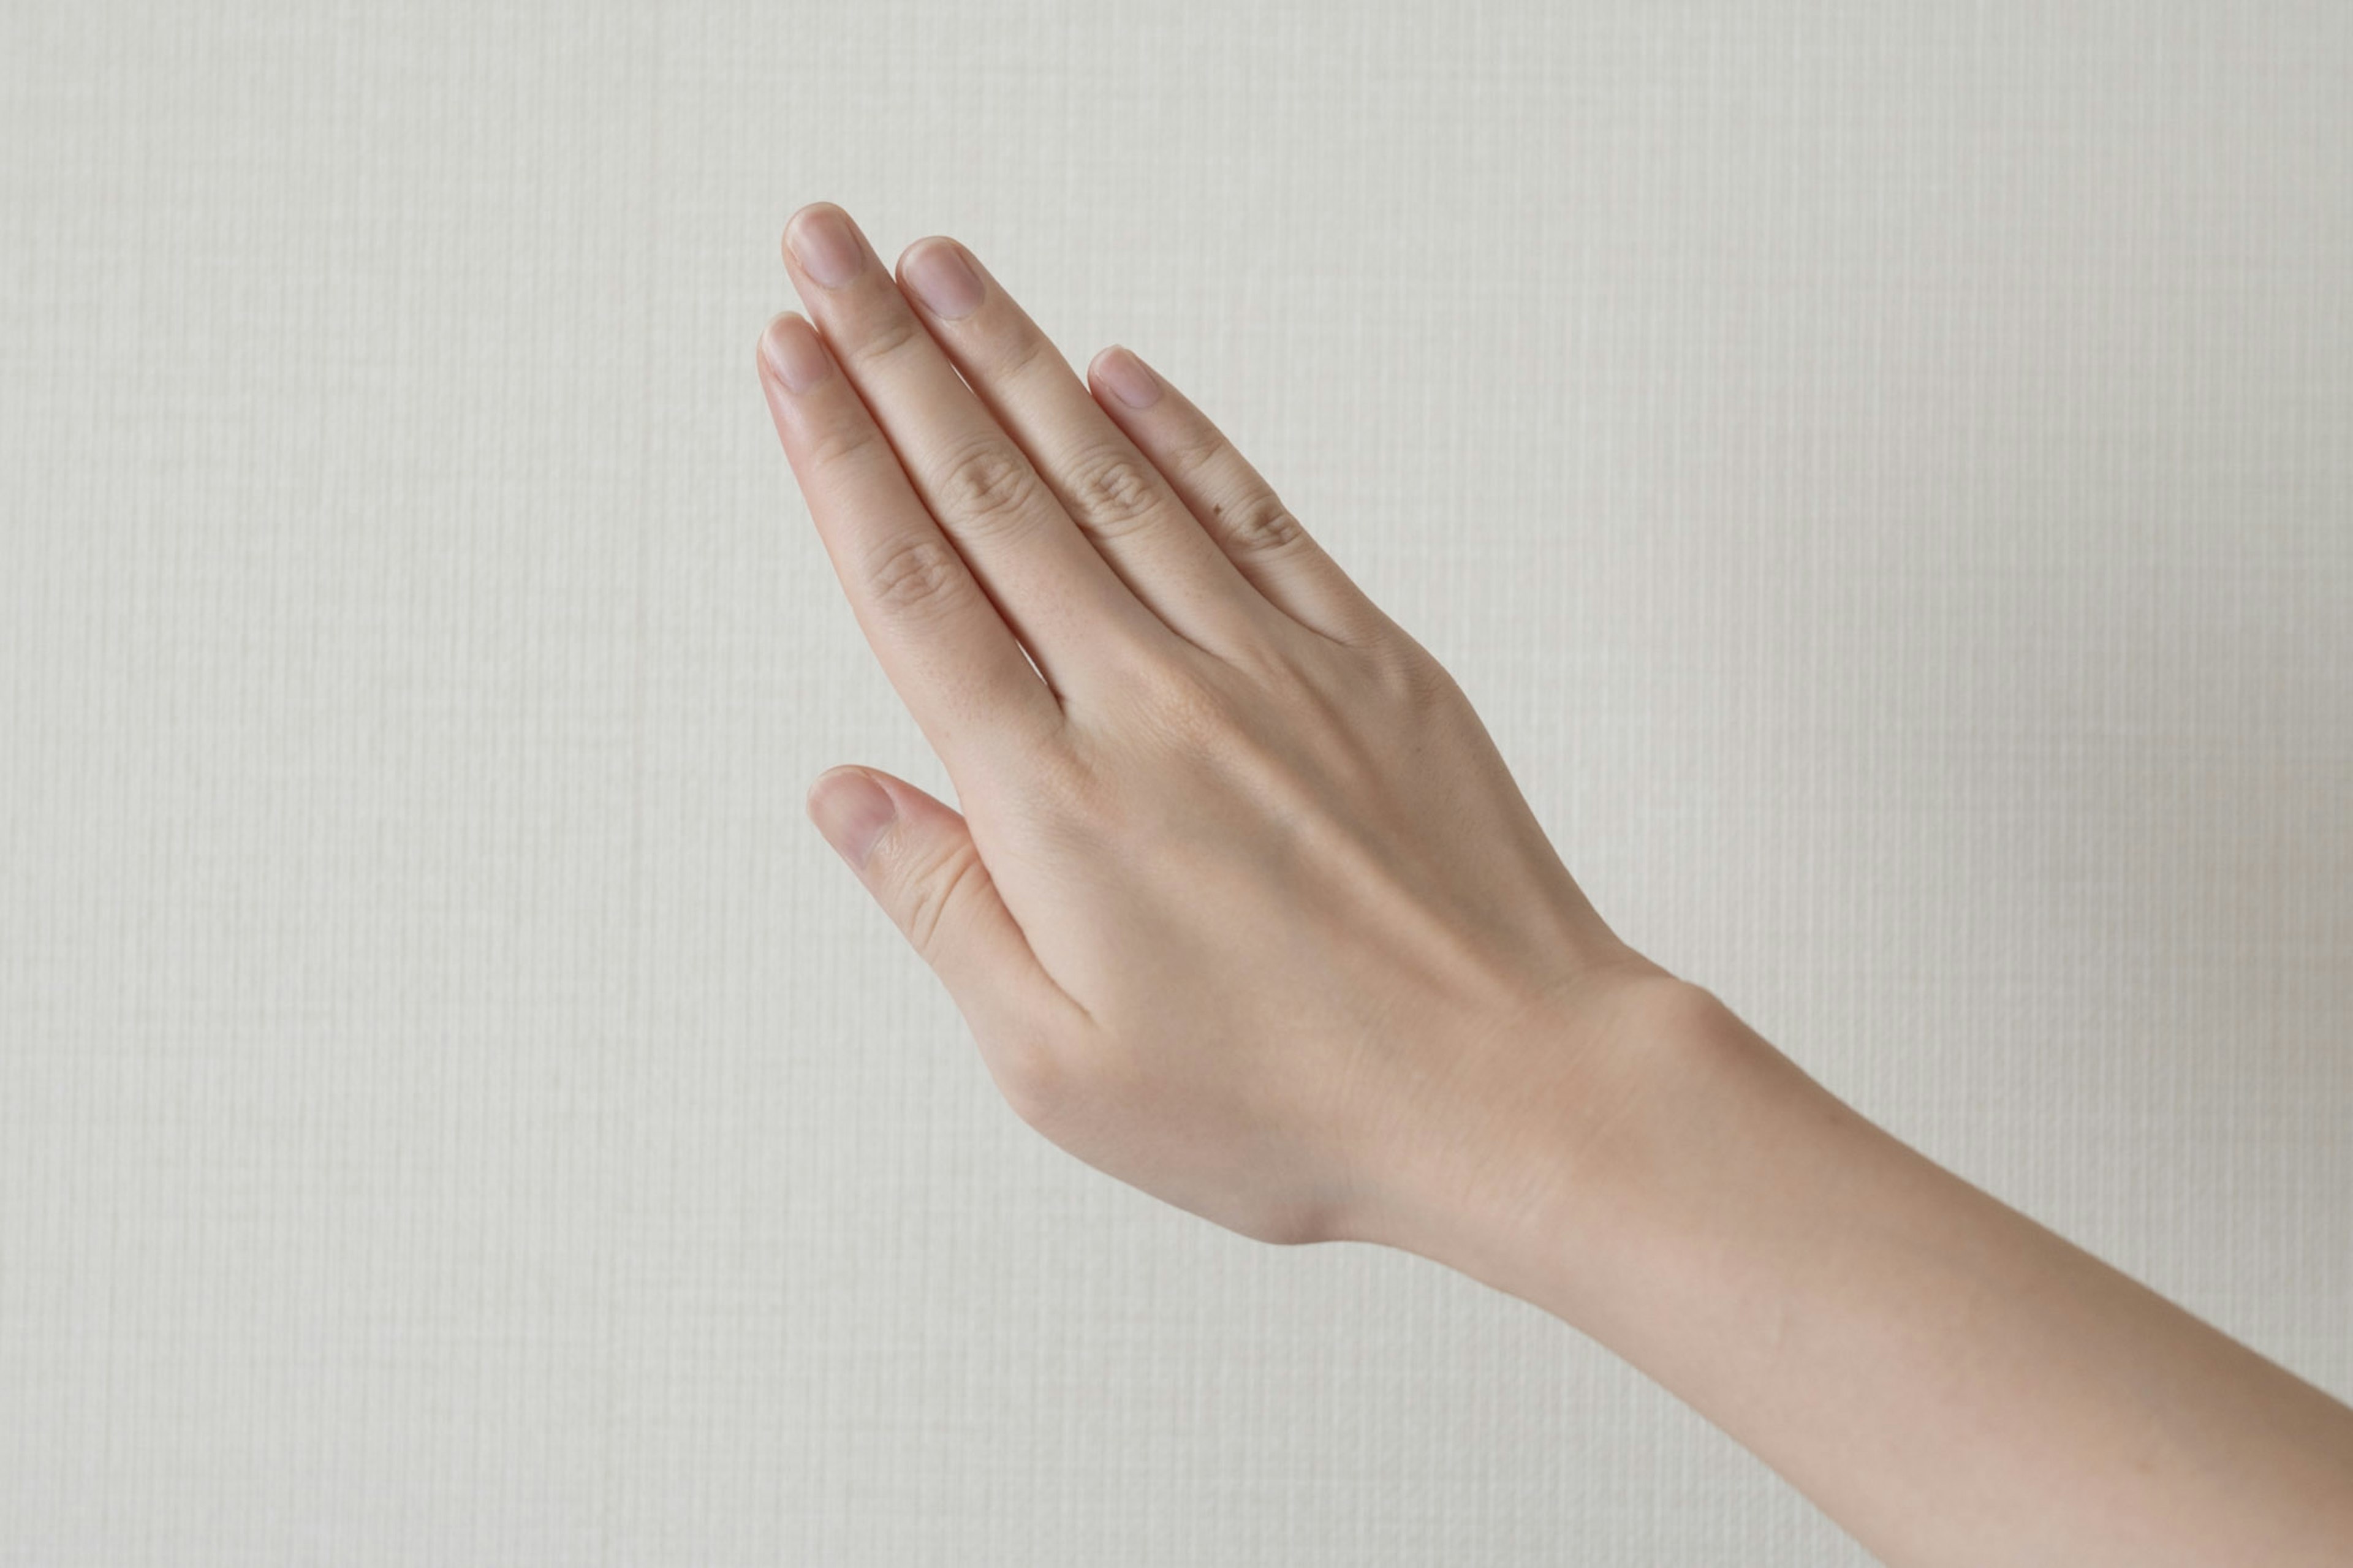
[1401,978,2353,1566]
[756,202,2353,1566]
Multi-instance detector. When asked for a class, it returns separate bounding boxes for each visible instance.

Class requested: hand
[757,203,1667,1250]
[757,203,2353,1566]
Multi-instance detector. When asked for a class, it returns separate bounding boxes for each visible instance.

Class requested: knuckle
[1161,424,1229,478]
[1063,447,1164,539]
[1218,491,1305,555]
[1373,635,1458,713]
[898,835,991,959]
[937,438,1043,538]
[804,416,877,472]
[849,308,926,366]
[988,324,1050,382]
[858,534,971,618]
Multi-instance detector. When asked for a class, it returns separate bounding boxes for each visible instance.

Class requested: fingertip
[756,309,797,366]
[781,200,843,254]
[892,233,944,278]
[758,311,833,394]
[896,235,984,320]
[1091,344,1164,411]
[807,765,898,872]
[807,761,871,803]
[814,758,880,805]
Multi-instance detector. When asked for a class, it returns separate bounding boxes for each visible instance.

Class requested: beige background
[4,2,2348,1562]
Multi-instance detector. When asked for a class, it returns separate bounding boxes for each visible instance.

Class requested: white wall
[3,2,2347,1562]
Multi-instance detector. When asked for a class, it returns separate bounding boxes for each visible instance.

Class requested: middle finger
[782,203,1167,699]
[895,237,1270,657]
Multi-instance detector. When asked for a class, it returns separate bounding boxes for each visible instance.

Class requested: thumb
[805,765,1075,1045]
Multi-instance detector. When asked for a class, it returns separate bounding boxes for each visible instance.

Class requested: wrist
[1360,968,1809,1322]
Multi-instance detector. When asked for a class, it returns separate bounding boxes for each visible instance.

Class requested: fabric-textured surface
[4,2,2347,1562]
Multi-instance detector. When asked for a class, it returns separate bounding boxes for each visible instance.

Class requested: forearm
[756,203,2353,1561]
[1397,979,2353,1567]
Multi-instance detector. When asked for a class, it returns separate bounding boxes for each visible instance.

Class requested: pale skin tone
[756,202,2353,1566]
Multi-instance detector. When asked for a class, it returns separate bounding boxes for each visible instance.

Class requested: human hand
[758,203,1671,1253]
[756,204,2353,1567]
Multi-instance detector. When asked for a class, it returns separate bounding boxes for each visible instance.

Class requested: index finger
[757,310,1063,766]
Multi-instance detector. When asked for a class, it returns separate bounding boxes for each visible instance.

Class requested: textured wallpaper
[3,2,2348,1562]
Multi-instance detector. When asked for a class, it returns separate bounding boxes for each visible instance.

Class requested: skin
[756,202,2353,1566]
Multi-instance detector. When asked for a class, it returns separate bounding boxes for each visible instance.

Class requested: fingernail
[787,206,864,289]
[900,239,984,320]
[809,768,896,870]
[1096,346,1162,409]
[760,313,832,393]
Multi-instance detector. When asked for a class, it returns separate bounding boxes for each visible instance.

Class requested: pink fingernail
[1096,346,1162,409]
[900,240,984,320]
[759,314,832,393]
[787,206,864,289]
[809,769,896,870]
